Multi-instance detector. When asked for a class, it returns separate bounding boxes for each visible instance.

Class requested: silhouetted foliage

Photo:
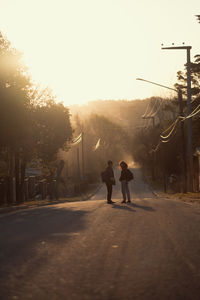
[0,33,73,203]
[175,54,200,101]
[0,33,32,149]
[175,53,200,148]
[33,100,72,171]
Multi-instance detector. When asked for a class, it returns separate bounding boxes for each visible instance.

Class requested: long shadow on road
[111,203,136,212]
[110,203,155,212]
[0,206,89,279]
[131,203,156,212]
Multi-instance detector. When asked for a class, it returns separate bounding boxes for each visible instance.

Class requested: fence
[0,176,88,206]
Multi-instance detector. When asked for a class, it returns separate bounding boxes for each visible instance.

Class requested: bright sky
[0,0,199,105]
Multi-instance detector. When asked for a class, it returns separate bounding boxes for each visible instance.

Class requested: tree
[175,54,200,102]
[33,99,73,174]
[0,32,33,202]
[0,32,73,203]
[175,54,200,148]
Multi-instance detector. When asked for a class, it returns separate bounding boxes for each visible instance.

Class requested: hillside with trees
[67,97,178,186]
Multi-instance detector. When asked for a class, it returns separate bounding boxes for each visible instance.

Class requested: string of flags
[71,133,101,151]
[71,133,82,145]
[93,138,100,151]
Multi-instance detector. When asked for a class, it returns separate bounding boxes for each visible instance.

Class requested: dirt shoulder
[163,192,200,205]
[152,188,200,205]
[146,177,200,206]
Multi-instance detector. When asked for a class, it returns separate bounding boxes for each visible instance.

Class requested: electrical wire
[71,138,82,145]
[142,100,151,118]
[144,117,152,129]
[146,99,159,118]
[160,118,180,140]
[142,99,162,131]
[188,108,200,118]
[148,99,200,153]
[180,104,200,120]
[180,105,200,119]
[150,115,180,153]
[150,141,161,153]
[151,99,163,117]
[161,117,180,134]
[162,123,179,143]
[161,139,170,143]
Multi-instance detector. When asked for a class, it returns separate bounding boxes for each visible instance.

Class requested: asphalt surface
[0,167,200,300]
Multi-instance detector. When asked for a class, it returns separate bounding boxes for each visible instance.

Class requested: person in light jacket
[119,161,133,203]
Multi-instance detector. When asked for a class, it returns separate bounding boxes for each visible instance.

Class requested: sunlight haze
[0,0,199,105]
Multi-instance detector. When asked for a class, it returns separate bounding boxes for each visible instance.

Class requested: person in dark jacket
[104,160,115,204]
[119,161,133,203]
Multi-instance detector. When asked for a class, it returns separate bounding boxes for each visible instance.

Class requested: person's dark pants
[106,183,113,202]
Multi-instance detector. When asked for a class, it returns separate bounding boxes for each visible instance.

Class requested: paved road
[0,167,200,300]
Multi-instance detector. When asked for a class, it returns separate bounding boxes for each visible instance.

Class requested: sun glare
[0,0,199,105]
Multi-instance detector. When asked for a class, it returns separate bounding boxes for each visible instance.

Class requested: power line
[146,99,159,117]
[180,104,200,120]
[142,99,162,129]
[149,116,180,153]
[142,100,151,118]
[151,99,163,117]
[161,117,180,134]
[150,141,161,153]
[160,118,180,140]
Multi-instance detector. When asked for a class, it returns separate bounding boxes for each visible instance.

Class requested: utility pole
[178,89,187,193]
[77,148,81,181]
[162,46,193,191]
[142,114,156,181]
[81,131,84,180]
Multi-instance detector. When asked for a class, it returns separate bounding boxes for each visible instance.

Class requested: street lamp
[136,77,187,192]
[161,45,193,192]
[196,15,200,23]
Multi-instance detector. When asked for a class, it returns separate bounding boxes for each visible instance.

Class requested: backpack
[126,169,134,181]
[101,170,107,182]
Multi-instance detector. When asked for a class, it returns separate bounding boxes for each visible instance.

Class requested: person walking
[119,161,134,203]
[101,160,116,204]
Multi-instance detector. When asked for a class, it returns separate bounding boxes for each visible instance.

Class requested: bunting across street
[93,138,101,151]
[71,133,82,145]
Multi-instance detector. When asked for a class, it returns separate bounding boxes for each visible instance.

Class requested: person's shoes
[121,200,126,203]
[127,200,131,203]
[107,200,115,204]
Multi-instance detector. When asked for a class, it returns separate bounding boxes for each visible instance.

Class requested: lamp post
[142,112,156,181]
[161,46,193,191]
[81,131,85,180]
[136,78,187,192]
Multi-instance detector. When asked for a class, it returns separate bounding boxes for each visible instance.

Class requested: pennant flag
[93,138,100,151]
[71,133,82,145]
